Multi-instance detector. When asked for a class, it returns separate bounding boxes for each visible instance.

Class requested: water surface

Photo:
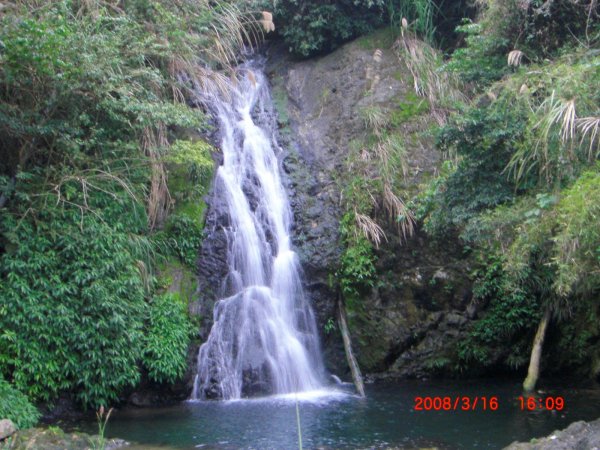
[85,379,600,449]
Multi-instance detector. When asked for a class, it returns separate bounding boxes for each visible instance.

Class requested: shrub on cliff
[270,0,386,57]
[143,293,194,385]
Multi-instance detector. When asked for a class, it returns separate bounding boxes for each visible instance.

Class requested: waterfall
[192,61,325,400]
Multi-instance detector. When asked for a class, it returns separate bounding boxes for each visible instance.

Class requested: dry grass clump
[394,22,465,124]
[508,49,525,66]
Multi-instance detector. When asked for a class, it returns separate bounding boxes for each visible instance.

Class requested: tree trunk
[338,296,365,397]
[523,307,551,392]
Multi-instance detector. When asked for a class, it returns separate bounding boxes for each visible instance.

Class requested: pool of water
[81,379,600,449]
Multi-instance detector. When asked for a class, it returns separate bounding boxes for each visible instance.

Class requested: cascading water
[192,61,325,400]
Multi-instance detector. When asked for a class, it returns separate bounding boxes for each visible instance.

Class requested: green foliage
[0,0,236,409]
[160,139,214,268]
[515,0,594,56]
[410,160,455,226]
[551,169,600,296]
[270,0,386,57]
[444,20,509,87]
[0,5,204,176]
[389,91,430,127]
[457,254,540,369]
[0,375,40,429]
[426,43,599,237]
[335,166,379,309]
[166,140,214,189]
[504,52,600,188]
[551,297,600,372]
[445,0,597,90]
[324,317,336,335]
[453,168,600,373]
[422,96,528,234]
[360,105,390,131]
[504,167,600,299]
[338,211,377,307]
[92,406,113,450]
[410,0,599,378]
[0,193,147,407]
[387,0,437,43]
[142,294,193,384]
[163,214,205,268]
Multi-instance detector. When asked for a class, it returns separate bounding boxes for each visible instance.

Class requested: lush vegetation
[0,375,40,429]
[0,0,597,430]
[326,0,598,386]
[0,0,260,420]
[263,0,471,57]
[409,0,599,385]
[142,293,194,384]
[269,0,385,57]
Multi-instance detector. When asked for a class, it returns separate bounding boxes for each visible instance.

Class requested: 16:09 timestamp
[518,396,565,411]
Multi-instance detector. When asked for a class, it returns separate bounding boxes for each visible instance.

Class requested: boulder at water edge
[0,419,16,440]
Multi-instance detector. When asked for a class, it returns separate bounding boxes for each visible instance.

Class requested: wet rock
[503,417,600,449]
[40,396,85,423]
[127,390,181,408]
[241,366,273,397]
[265,33,474,379]
[190,176,231,341]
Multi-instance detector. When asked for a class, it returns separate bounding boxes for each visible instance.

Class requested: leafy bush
[0,376,40,429]
[163,214,205,268]
[423,95,528,234]
[142,294,193,384]
[338,212,377,305]
[444,21,509,87]
[0,195,147,408]
[166,140,214,189]
[428,44,598,236]
[550,169,600,296]
[504,167,600,299]
[270,0,464,57]
[270,0,386,57]
[504,52,600,188]
[445,0,596,89]
[416,0,599,378]
[457,255,540,369]
[517,0,594,56]
[0,0,239,409]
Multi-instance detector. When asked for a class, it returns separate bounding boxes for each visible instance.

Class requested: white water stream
[192,62,325,400]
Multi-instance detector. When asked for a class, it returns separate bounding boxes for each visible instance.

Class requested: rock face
[190,177,230,342]
[191,29,477,383]
[4,427,128,450]
[503,418,600,450]
[265,30,475,379]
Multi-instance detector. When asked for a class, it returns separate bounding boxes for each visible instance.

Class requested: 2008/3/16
[414,396,499,411]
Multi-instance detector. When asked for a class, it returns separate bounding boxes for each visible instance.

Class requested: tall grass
[394,25,465,125]
[92,406,113,450]
[387,0,437,44]
[506,80,600,187]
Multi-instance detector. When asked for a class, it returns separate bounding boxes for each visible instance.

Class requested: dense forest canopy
[0,0,598,434]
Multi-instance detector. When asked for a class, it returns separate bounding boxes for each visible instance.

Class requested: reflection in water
[75,380,600,449]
